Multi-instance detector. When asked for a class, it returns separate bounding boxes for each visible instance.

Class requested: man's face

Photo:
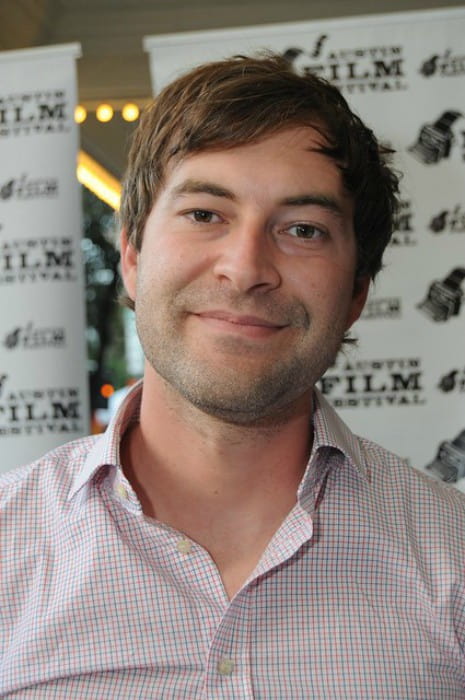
[121,127,369,425]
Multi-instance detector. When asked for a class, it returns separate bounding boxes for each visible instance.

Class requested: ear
[345,275,370,330]
[120,228,138,303]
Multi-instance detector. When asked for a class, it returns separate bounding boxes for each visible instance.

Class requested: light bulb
[96,103,114,122]
[74,105,87,123]
[122,103,140,122]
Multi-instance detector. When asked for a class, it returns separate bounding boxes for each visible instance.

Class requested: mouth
[193,310,287,338]
[197,310,284,327]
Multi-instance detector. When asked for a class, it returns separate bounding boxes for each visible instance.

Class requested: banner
[0,44,89,473]
[145,9,465,487]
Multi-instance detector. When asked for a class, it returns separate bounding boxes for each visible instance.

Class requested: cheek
[302,269,356,321]
[137,245,200,304]
[298,263,347,298]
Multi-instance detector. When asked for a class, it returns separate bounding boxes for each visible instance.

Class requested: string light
[122,103,140,122]
[96,103,114,122]
[75,100,146,124]
[75,98,145,209]
[74,105,87,123]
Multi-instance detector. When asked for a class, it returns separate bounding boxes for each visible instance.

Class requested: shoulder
[357,434,465,540]
[360,433,465,502]
[0,435,99,524]
[314,388,465,523]
[314,389,465,525]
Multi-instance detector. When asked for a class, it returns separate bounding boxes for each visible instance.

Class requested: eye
[186,209,221,224]
[286,223,326,239]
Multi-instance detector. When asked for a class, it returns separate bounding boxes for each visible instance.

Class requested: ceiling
[1,0,464,178]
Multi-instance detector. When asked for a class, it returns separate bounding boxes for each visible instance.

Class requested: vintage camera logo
[409,110,463,165]
[0,90,70,138]
[3,322,66,350]
[438,368,465,394]
[282,35,407,94]
[0,174,59,201]
[360,297,402,320]
[318,357,424,409]
[0,375,83,437]
[417,267,465,322]
[390,198,416,246]
[420,49,465,78]
[0,237,77,284]
[429,205,465,234]
[425,428,465,483]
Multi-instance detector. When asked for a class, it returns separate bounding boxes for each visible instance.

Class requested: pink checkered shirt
[2,381,465,698]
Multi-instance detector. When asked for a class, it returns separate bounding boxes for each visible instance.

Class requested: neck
[125,368,312,508]
[121,368,313,598]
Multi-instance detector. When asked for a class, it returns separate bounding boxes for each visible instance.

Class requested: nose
[212,220,281,293]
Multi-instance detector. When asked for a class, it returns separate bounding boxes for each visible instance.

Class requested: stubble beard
[135,288,347,427]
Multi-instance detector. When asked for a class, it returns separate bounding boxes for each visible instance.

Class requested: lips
[195,310,285,329]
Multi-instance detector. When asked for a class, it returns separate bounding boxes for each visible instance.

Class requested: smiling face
[121,127,369,425]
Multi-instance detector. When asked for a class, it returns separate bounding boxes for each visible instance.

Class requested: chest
[3,511,464,698]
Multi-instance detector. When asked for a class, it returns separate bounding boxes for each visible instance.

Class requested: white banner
[0,44,90,473]
[145,9,465,486]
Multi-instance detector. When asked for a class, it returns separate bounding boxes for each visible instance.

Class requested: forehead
[162,126,349,203]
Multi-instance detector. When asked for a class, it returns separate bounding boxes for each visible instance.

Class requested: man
[2,54,465,698]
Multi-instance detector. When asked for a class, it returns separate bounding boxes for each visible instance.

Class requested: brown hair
[120,52,399,307]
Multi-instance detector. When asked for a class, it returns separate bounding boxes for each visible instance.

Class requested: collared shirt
[2,382,465,699]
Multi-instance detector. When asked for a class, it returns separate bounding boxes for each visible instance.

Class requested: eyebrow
[280,194,344,217]
[169,179,344,216]
[170,179,237,201]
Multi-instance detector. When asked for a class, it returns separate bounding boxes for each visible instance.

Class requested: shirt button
[217,657,234,676]
[176,538,192,555]
[116,483,128,500]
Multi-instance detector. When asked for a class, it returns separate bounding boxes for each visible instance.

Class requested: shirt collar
[310,387,371,483]
[68,381,370,503]
[68,380,143,502]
